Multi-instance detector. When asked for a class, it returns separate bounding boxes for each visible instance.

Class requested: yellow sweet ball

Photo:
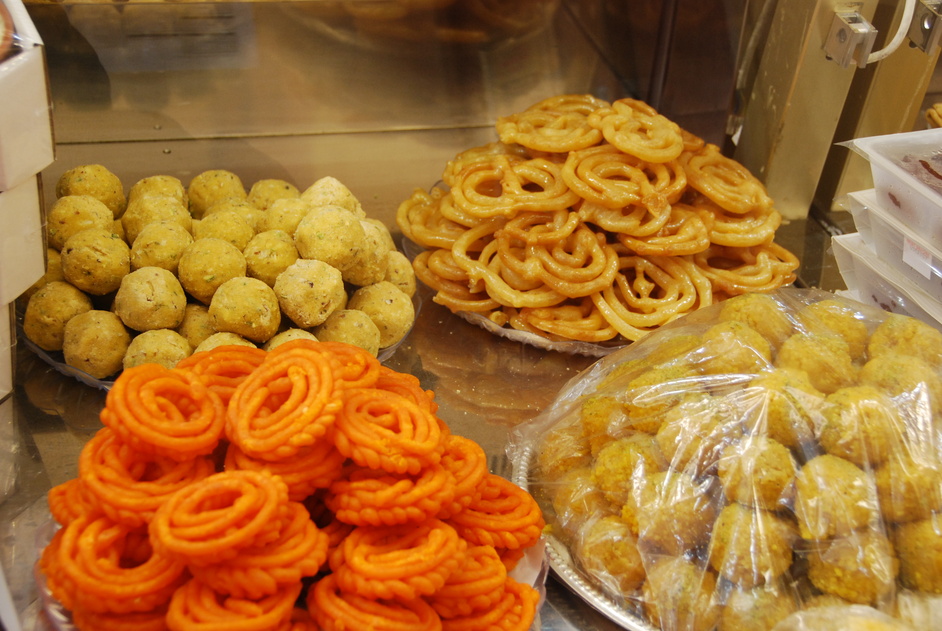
[177,238,247,305]
[114,266,187,331]
[46,195,114,251]
[194,331,257,353]
[123,329,192,370]
[60,228,130,295]
[209,276,281,344]
[128,174,188,208]
[347,281,415,348]
[121,194,192,245]
[274,259,346,329]
[247,178,299,211]
[243,230,299,288]
[62,310,130,379]
[187,169,247,219]
[22,281,93,351]
[129,220,194,275]
[314,309,381,356]
[55,164,126,218]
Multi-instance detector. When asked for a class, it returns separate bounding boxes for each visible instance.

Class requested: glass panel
[29,1,625,144]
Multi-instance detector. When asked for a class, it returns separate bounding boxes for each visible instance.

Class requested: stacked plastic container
[833,127,942,331]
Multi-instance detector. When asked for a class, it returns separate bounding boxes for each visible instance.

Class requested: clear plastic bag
[510,287,942,631]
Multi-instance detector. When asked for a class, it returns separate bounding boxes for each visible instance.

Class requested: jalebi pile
[41,340,544,631]
[397,94,799,345]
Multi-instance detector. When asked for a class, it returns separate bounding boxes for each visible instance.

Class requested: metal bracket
[824,11,878,68]
[908,0,942,53]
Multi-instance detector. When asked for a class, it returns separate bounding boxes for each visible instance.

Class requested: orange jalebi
[327,464,457,527]
[330,519,467,601]
[189,502,328,599]
[439,578,540,631]
[332,388,445,475]
[446,474,544,551]
[277,609,320,631]
[150,470,290,566]
[72,605,170,631]
[427,545,507,618]
[80,427,216,527]
[51,514,187,614]
[48,478,100,527]
[316,340,383,390]
[165,578,301,631]
[175,345,267,406]
[100,363,225,461]
[308,574,443,631]
[225,438,345,501]
[374,365,440,416]
[226,341,341,460]
[436,435,489,519]
[38,341,544,631]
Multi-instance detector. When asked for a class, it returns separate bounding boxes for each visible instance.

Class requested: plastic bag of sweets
[510,287,942,631]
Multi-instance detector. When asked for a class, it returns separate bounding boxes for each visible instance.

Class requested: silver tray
[16,292,421,392]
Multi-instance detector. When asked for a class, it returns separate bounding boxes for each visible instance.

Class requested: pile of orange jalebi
[41,340,544,631]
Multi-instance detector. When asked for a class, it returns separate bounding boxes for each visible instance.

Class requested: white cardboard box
[0,175,45,304]
[0,0,54,192]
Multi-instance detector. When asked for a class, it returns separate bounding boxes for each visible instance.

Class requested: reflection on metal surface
[731,0,879,219]
[908,0,942,53]
[27,1,598,145]
[409,295,594,428]
[66,3,258,73]
[295,0,560,48]
[735,0,942,221]
[17,352,105,436]
[823,10,877,68]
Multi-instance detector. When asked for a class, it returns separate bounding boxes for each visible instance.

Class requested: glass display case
[2,1,938,629]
